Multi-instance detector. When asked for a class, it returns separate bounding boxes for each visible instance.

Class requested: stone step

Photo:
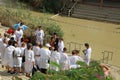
[76,4,120,15]
[72,13,120,23]
[73,10,120,20]
[75,7,120,17]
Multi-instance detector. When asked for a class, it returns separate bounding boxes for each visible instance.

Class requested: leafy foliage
[31,61,113,80]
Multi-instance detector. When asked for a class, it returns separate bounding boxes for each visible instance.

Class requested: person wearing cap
[24,43,35,77]
[37,43,51,74]
[35,26,44,46]
[82,43,92,66]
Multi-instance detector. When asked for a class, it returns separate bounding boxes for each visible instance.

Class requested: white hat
[45,43,51,47]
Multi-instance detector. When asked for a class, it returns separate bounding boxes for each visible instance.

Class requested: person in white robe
[82,43,92,66]
[0,38,8,68]
[60,47,70,70]
[25,43,35,77]
[69,50,84,69]
[58,38,64,53]
[20,42,26,73]
[4,40,15,73]
[15,27,23,47]
[33,42,40,67]
[37,43,51,74]
[50,47,60,71]
[13,43,22,73]
[35,26,44,45]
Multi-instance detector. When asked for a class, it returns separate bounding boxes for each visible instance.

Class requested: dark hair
[85,43,89,47]
[72,50,76,55]
[63,47,67,52]
[10,37,14,41]
[20,22,23,26]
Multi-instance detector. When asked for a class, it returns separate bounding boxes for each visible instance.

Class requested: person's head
[20,22,23,26]
[59,38,63,42]
[8,40,14,46]
[75,50,80,55]
[38,26,42,30]
[4,33,8,37]
[54,46,58,51]
[14,42,18,47]
[27,43,33,50]
[63,47,67,52]
[72,50,76,55]
[21,42,26,47]
[10,37,14,41]
[53,32,57,38]
[35,42,40,46]
[84,43,89,49]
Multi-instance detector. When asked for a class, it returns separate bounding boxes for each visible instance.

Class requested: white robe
[0,43,7,65]
[58,41,64,53]
[37,47,51,69]
[50,51,60,71]
[33,46,40,66]
[84,47,92,66]
[35,29,44,45]
[13,47,22,67]
[60,52,70,70]
[4,45,15,67]
[25,49,35,73]
[15,30,23,46]
[69,55,84,69]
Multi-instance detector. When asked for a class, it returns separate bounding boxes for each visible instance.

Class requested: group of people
[0,23,92,77]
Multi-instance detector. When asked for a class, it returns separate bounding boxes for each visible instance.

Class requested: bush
[30,61,113,80]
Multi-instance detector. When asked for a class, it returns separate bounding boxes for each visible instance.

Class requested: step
[76,4,120,15]
[72,13,120,23]
[73,10,120,20]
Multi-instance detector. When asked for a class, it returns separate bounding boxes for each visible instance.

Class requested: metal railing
[101,50,114,64]
[68,0,79,16]
[60,0,71,14]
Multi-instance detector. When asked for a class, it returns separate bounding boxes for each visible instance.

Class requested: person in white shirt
[20,42,26,73]
[82,43,92,66]
[24,43,35,77]
[37,43,51,74]
[4,40,15,74]
[13,42,22,73]
[35,26,44,46]
[60,47,70,70]
[50,46,60,71]
[15,27,23,47]
[58,38,64,53]
[69,50,84,69]
[33,42,40,68]
[0,38,8,68]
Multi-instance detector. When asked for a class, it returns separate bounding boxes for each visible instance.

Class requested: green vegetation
[31,61,113,80]
[18,0,63,13]
[0,5,63,43]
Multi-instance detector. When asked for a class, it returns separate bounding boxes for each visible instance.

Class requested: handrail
[68,0,79,16]
[60,0,70,14]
